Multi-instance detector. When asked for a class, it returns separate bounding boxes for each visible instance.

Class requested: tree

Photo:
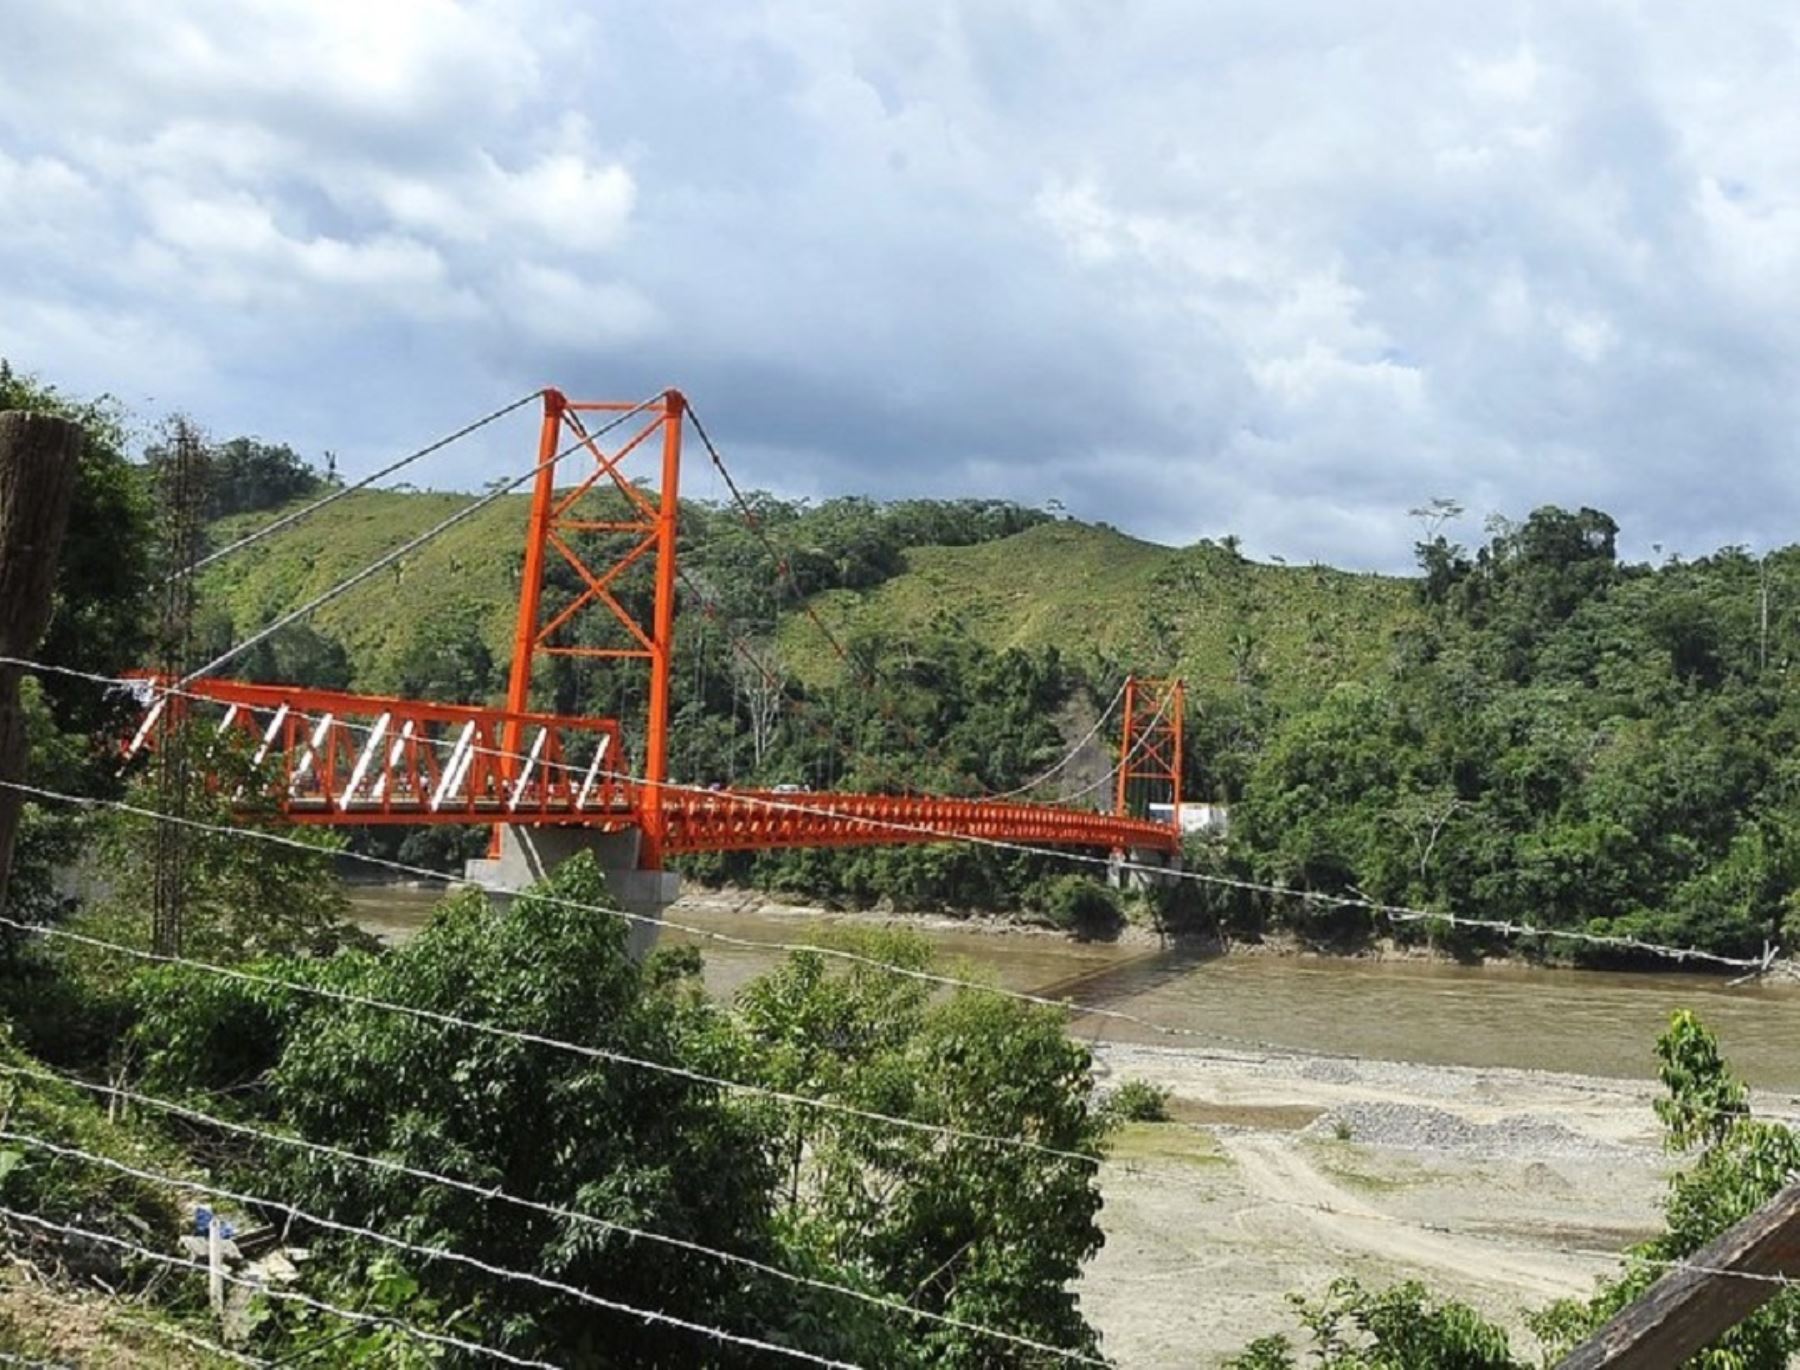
[738,928,1112,1365]
[732,638,787,772]
[0,363,155,934]
[144,434,326,520]
[393,610,493,703]
[243,858,827,1365]
[94,726,360,963]
[1533,1012,1800,1366]
[1225,1279,1520,1369]
[0,361,154,756]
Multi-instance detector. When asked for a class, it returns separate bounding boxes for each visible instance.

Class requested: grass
[1300,1138,1427,1195]
[785,522,1172,681]
[197,490,1417,710]
[202,490,529,693]
[780,523,1415,700]
[1108,1121,1230,1168]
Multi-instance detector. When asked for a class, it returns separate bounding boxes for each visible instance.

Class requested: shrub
[1041,875,1124,940]
[1107,1079,1172,1123]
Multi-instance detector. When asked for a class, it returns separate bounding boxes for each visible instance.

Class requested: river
[347,886,1800,1092]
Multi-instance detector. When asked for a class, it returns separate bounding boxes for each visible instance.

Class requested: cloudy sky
[3,2,1798,571]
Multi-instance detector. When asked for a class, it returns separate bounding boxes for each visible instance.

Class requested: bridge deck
[127,677,1179,857]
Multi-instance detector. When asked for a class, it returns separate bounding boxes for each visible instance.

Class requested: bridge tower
[1112,676,1186,888]
[471,389,688,943]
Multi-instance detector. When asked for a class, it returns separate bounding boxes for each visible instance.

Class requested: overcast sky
[3,2,1798,571]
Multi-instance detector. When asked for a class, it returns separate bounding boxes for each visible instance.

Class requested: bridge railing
[657,787,1182,856]
[125,677,629,825]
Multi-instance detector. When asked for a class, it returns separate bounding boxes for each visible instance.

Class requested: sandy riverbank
[1077,1042,1800,1367]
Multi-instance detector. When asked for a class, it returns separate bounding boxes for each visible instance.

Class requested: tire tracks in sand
[1215,1131,1611,1301]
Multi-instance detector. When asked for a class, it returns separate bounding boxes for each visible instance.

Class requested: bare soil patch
[1082,1044,1673,1367]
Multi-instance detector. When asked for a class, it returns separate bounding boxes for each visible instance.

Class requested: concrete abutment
[465,826,680,958]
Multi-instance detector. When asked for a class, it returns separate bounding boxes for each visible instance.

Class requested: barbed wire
[119,683,1788,972]
[11,653,1777,982]
[0,773,1360,1072]
[0,1062,1106,1366]
[0,1207,564,1369]
[1,1132,866,1370]
[0,875,1100,1168]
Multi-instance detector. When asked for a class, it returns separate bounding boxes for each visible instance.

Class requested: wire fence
[0,1208,566,1369]
[0,1061,1106,1366]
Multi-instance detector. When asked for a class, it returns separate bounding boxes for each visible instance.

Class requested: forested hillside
[1,363,1120,1364]
[185,467,1800,963]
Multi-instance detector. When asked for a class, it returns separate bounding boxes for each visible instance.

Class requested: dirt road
[1077,1043,1706,1366]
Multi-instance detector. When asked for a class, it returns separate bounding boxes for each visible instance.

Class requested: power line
[0,1208,563,1369]
[182,394,665,685]
[0,1132,866,1370]
[14,758,1779,1195]
[0,1062,1106,1366]
[0,773,1345,1070]
[183,391,545,576]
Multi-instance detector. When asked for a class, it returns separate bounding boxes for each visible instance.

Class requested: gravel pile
[1302,1101,1626,1160]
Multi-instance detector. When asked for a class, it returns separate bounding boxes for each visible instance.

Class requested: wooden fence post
[0,411,81,918]
[1556,1179,1800,1368]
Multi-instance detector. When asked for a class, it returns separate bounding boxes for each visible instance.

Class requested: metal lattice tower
[1114,677,1184,823]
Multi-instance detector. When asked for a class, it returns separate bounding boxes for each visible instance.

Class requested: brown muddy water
[348,887,1800,1092]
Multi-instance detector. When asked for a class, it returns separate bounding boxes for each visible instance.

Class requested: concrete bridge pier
[464,826,681,958]
[1110,845,1183,893]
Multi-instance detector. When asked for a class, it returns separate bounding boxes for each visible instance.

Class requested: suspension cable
[184,391,545,576]
[182,395,663,686]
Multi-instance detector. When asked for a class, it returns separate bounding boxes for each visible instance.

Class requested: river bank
[348,883,1800,1089]
[672,884,1800,979]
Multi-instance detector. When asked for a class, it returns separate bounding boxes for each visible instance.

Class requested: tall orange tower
[1114,676,1184,823]
[503,389,686,866]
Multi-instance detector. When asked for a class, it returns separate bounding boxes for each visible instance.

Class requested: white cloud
[6,2,1800,570]
[501,263,660,346]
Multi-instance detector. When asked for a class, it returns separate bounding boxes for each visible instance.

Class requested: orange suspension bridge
[127,389,1185,907]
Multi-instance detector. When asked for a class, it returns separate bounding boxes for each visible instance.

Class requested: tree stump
[0,411,82,917]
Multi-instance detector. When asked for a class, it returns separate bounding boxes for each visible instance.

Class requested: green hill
[201,490,531,693]
[198,491,1414,707]
[785,522,1415,705]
